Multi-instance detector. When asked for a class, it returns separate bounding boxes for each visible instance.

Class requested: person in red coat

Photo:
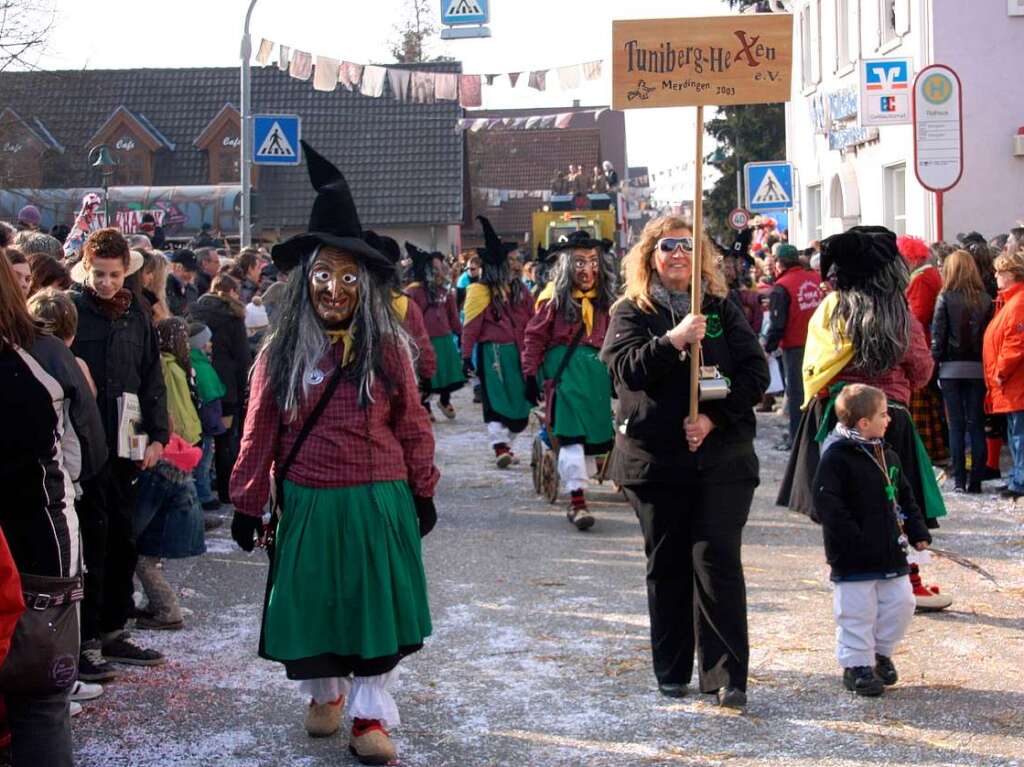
[763,244,824,450]
[522,231,617,530]
[405,243,465,420]
[900,234,948,464]
[983,248,1024,500]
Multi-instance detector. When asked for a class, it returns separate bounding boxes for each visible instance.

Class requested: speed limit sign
[729,208,750,231]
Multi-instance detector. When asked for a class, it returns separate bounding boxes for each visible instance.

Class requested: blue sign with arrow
[744,161,794,213]
[253,114,301,166]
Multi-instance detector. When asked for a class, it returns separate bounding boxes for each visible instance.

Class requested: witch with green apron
[522,231,617,530]
[229,142,439,766]
[405,242,465,420]
[461,216,535,467]
[776,226,952,613]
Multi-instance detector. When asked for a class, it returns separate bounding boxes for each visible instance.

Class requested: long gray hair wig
[259,247,412,415]
[829,256,911,377]
[546,247,618,324]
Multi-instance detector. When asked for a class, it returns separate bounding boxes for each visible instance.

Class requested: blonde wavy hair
[617,215,728,314]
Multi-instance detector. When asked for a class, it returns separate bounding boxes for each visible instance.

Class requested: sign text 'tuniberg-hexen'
[612,15,793,109]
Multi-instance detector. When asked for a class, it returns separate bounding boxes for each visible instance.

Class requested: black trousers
[214,414,240,503]
[78,458,140,640]
[5,689,73,767]
[623,480,754,693]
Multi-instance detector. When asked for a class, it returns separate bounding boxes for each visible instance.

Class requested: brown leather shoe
[349,719,397,765]
[304,695,343,737]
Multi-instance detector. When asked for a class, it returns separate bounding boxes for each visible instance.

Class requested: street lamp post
[89,144,118,227]
[240,0,259,248]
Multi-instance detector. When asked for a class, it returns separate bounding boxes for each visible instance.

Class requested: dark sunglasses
[657,237,694,254]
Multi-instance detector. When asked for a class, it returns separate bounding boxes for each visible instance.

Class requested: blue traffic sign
[744,161,794,213]
[441,0,489,26]
[253,114,301,166]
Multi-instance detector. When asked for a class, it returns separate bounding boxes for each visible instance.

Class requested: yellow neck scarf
[391,292,409,323]
[572,288,599,336]
[463,283,492,325]
[324,327,355,367]
[801,291,854,409]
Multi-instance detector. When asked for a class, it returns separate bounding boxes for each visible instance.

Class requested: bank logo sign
[859,58,912,126]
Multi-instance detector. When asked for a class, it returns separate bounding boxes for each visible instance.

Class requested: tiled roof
[466,127,601,243]
[0,64,464,230]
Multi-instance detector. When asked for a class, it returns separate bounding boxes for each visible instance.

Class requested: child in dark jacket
[813,383,932,697]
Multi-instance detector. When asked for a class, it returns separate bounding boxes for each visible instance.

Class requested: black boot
[874,654,898,685]
[842,666,884,696]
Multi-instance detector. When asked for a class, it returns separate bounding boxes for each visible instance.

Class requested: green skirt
[428,334,466,393]
[262,480,432,666]
[478,341,531,429]
[539,345,615,449]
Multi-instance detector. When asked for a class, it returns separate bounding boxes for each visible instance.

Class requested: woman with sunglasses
[600,216,769,709]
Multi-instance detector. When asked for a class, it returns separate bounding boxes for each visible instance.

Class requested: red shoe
[913,582,952,611]
[349,718,397,765]
[494,443,513,469]
[567,490,595,530]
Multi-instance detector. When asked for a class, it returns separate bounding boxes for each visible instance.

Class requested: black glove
[412,496,437,538]
[524,375,540,405]
[231,511,262,552]
[462,358,474,378]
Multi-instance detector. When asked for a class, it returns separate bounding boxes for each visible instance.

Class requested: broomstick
[927,546,999,585]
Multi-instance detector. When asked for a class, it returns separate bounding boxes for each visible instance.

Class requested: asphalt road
[75,388,1024,766]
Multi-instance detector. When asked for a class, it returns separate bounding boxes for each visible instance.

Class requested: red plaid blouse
[229,340,439,517]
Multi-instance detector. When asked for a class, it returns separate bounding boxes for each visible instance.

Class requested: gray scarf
[649,273,706,316]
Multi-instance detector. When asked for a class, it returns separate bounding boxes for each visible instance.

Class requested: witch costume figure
[405,242,465,419]
[522,231,617,530]
[364,230,437,384]
[461,216,536,467]
[776,225,951,612]
[229,142,439,766]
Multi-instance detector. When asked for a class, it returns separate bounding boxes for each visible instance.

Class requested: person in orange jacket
[982,248,1024,499]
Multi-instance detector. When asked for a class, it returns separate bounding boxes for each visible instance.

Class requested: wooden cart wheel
[531,434,544,494]
[542,449,559,504]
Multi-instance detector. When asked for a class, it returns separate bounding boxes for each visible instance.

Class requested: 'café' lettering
[115,137,136,151]
[222,135,241,148]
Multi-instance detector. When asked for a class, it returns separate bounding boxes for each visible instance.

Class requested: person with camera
[600,216,769,709]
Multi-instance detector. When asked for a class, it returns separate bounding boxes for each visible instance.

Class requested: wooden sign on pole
[612,14,793,110]
[611,14,793,421]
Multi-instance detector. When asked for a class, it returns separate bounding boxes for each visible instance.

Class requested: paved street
[75,388,1024,766]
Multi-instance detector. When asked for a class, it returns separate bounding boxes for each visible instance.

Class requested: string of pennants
[253,38,604,108]
[456,108,608,133]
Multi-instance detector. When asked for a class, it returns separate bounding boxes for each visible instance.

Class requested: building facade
[786,0,1024,245]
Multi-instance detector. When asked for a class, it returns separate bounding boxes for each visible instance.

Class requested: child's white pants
[833,575,915,668]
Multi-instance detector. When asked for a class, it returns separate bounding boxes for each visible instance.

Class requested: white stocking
[347,667,401,729]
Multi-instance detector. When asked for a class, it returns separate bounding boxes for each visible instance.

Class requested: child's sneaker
[842,666,884,696]
[494,443,513,469]
[874,654,898,685]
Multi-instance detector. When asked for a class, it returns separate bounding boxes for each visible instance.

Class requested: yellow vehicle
[531,208,619,251]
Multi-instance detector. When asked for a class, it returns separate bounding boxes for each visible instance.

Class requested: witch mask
[570,247,601,292]
[309,247,359,328]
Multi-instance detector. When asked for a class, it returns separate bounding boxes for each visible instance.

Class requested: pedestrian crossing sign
[253,114,302,166]
[441,0,488,26]
[744,161,794,212]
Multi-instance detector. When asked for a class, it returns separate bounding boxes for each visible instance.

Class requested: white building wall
[786,0,1024,246]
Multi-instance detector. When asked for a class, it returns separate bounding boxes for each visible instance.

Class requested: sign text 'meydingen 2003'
[612,15,793,110]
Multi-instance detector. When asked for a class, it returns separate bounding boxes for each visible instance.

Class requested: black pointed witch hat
[270,141,394,274]
[475,216,518,266]
[404,241,436,282]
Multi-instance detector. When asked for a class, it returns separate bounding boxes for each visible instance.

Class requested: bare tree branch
[0,0,56,73]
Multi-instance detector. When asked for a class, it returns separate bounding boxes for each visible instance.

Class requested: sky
[36,0,739,177]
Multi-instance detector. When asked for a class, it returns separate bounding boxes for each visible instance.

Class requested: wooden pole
[689,104,705,422]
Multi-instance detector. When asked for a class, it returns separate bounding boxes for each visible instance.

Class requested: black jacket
[0,335,108,577]
[166,273,199,317]
[189,293,252,410]
[600,293,769,485]
[930,290,993,363]
[71,287,169,454]
[813,439,931,580]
